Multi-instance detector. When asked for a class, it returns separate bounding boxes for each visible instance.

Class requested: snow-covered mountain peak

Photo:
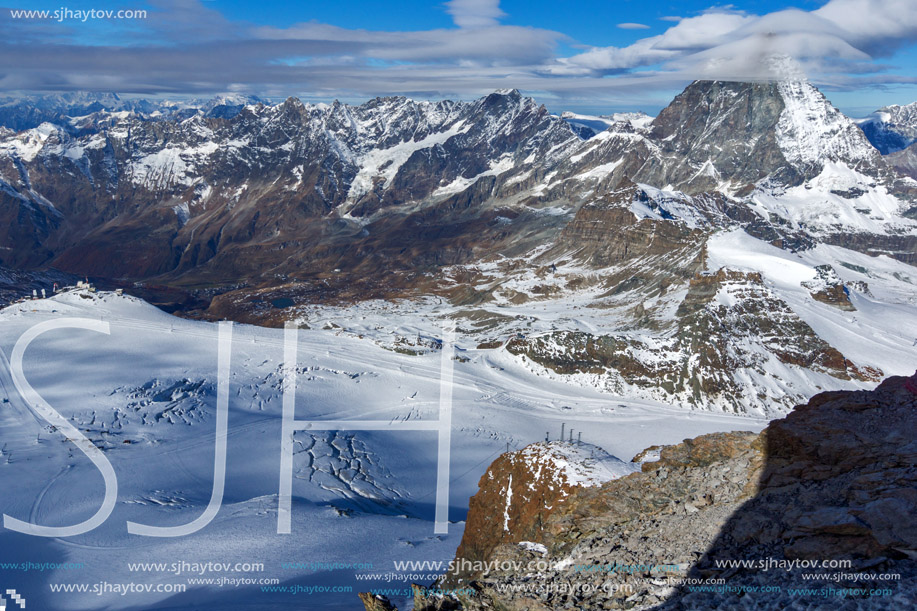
[206,93,261,106]
[775,79,881,175]
[1,121,70,162]
[642,78,886,192]
[560,111,653,139]
[861,101,917,126]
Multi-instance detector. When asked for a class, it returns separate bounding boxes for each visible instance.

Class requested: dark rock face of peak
[650,81,784,142]
[635,79,887,194]
[645,80,795,192]
[888,141,917,180]
[487,88,523,100]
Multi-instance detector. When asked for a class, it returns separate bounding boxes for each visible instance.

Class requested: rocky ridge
[504,267,881,414]
[888,142,917,182]
[1,80,911,285]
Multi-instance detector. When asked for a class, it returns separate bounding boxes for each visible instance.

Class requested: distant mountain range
[0,92,268,132]
[856,102,917,154]
[1,81,915,413]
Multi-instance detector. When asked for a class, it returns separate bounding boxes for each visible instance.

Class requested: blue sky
[2,0,917,115]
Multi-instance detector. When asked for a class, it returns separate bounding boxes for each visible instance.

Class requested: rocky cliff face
[644,80,793,193]
[400,373,917,610]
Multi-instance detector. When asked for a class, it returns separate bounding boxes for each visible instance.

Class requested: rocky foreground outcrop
[364,373,917,610]
[454,442,639,582]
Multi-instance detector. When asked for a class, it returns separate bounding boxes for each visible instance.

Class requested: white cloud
[553,0,917,82]
[815,0,917,56]
[617,23,650,30]
[547,38,675,75]
[653,12,754,51]
[253,21,561,66]
[445,0,507,28]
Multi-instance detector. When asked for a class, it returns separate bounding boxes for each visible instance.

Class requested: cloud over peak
[1,0,915,109]
[557,0,917,83]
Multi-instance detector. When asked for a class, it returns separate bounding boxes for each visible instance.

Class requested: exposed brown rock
[450,442,628,583]
[557,181,707,271]
[802,264,857,310]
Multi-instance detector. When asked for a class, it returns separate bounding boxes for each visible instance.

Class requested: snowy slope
[0,290,766,610]
[518,442,640,488]
[748,161,913,236]
[706,228,917,379]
